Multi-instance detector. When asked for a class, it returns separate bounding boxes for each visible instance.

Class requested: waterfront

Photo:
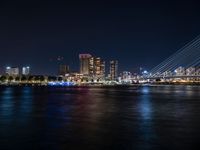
[0,85,200,150]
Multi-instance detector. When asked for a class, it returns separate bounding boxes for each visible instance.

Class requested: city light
[48,81,75,86]
[143,70,148,74]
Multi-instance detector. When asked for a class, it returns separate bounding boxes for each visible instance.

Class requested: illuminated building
[6,67,19,76]
[110,60,118,80]
[94,57,101,76]
[100,60,105,78]
[196,67,200,75]
[120,71,132,83]
[89,57,105,78]
[59,65,69,76]
[163,71,173,77]
[79,54,92,75]
[174,67,185,76]
[80,54,105,79]
[89,57,94,76]
[94,57,105,78]
[186,67,196,76]
[22,66,30,75]
[121,71,132,80]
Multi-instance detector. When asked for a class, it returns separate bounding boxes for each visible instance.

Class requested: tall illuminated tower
[110,60,118,80]
[100,60,105,78]
[79,54,92,75]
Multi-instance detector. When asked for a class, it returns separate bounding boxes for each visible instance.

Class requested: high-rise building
[6,67,19,76]
[100,60,105,78]
[79,54,92,75]
[22,66,30,75]
[88,57,105,78]
[94,57,105,78]
[89,57,95,76]
[59,65,69,76]
[94,57,101,75]
[110,60,118,80]
[79,54,105,79]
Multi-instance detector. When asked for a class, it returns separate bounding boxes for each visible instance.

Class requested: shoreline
[0,82,200,87]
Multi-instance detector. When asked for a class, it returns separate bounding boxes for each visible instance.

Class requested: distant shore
[0,82,200,87]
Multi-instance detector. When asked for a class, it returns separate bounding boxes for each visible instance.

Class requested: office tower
[89,57,95,76]
[6,67,19,76]
[79,54,105,79]
[89,57,105,78]
[59,65,69,76]
[79,54,92,75]
[94,57,101,76]
[110,60,118,80]
[100,60,105,78]
[22,66,30,75]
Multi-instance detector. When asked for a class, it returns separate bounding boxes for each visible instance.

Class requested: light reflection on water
[0,85,200,150]
[0,87,14,124]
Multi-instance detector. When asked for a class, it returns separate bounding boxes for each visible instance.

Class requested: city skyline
[0,0,200,74]
[1,1,200,150]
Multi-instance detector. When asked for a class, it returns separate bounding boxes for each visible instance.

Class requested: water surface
[0,85,200,150]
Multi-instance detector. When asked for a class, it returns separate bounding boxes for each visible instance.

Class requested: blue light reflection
[48,81,75,86]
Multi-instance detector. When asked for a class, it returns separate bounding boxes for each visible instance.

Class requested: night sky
[0,0,200,75]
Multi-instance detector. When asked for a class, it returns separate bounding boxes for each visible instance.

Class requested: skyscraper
[79,54,105,79]
[94,57,105,78]
[100,60,105,78]
[110,60,118,80]
[94,57,101,76]
[89,57,105,78]
[79,54,92,75]
[89,57,95,76]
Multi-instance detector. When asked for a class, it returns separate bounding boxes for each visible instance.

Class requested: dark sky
[0,0,200,75]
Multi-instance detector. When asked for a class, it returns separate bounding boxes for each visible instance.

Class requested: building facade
[186,67,196,76]
[59,65,69,76]
[6,67,19,76]
[22,66,30,76]
[79,54,92,75]
[110,60,118,80]
[174,67,185,76]
[79,54,105,79]
[89,57,105,78]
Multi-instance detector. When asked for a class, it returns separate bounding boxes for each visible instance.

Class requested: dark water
[0,85,200,150]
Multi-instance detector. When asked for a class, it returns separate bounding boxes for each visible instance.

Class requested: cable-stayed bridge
[144,35,200,80]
